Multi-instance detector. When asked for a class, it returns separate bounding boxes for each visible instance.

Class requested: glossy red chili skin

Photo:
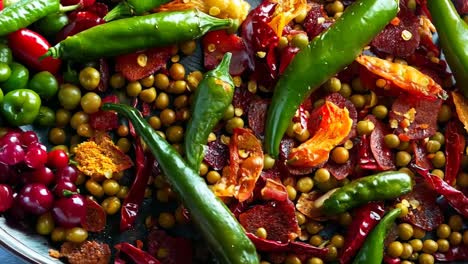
[8,29,61,75]
[56,11,104,42]
[340,202,385,264]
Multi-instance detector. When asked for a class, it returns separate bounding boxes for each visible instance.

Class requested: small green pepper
[1,62,29,93]
[28,71,59,99]
[0,43,13,65]
[104,0,171,21]
[45,9,238,61]
[34,12,69,38]
[35,105,55,127]
[427,0,468,96]
[1,88,41,126]
[101,103,259,264]
[322,171,412,214]
[0,62,11,82]
[184,53,234,171]
[352,208,402,264]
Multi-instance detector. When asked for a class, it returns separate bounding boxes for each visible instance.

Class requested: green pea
[325,77,342,92]
[384,134,400,149]
[339,83,352,98]
[291,33,309,49]
[372,105,388,119]
[351,77,366,92]
[357,120,375,135]
[432,151,446,168]
[430,132,445,145]
[350,94,366,108]
[396,151,412,167]
[437,104,451,123]
[425,140,441,153]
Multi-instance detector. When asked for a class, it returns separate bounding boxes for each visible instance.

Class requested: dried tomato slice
[147,229,192,264]
[213,128,264,202]
[89,95,119,131]
[302,2,334,39]
[115,47,172,81]
[81,197,106,232]
[367,115,396,170]
[239,200,300,243]
[248,98,270,137]
[203,138,229,171]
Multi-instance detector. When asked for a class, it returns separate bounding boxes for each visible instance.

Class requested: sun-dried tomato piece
[288,100,353,168]
[213,128,264,202]
[89,95,119,131]
[367,115,396,170]
[356,55,447,100]
[302,2,334,39]
[389,95,442,140]
[325,93,358,142]
[147,229,192,264]
[203,138,229,171]
[371,1,420,57]
[239,200,300,243]
[115,47,172,81]
[202,30,250,76]
[248,98,270,137]
[296,191,323,219]
[452,91,468,133]
[81,197,106,232]
[400,183,444,231]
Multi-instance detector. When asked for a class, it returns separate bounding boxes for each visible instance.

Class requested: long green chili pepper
[101,103,259,264]
[352,208,402,264]
[0,0,78,36]
[427,0,468,96]
[44,9,238,61]
[264,0,399,157]
[322,171,412,214]
[104,0,171,22]
[184,53,234,171]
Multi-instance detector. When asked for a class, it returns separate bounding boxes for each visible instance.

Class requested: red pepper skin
[444,120,465,186]
[434,245,468,262]
[383,255,402,264]
[115,242,160,264]
[56,11,104,42]
[8,29,61,74]
[410,164,468,218]
[89,95,119,131]
[339,202,385,264]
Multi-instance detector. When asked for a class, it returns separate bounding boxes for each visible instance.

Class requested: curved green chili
[427,0,468,96]
[44,9,238,61]
[352,208,402,264]
[184,52,234,171]
[104,0,171,22]
[264,0,399,157]
[0,0,78,36]
[322,171,412,215]
[101,103,259,264]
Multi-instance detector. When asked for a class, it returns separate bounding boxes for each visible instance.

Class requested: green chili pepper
[45,9,238,61]
[427,0,468,96]
[264,0,399,157]
[322,171,412,215]
[0,0,78,37]
[184,53,234,171]
[352,208,402,264]
[1,62,29,93]
[101,103,259,264]
[1,88,41,126]
[104,0,171,22]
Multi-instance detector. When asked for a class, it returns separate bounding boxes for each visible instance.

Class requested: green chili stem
[59,3,80,13]
[103,2,133,22]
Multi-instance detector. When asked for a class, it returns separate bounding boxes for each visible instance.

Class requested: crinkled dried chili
[444,120,466,186]
[115,242,160,264]
[434,245,468,262]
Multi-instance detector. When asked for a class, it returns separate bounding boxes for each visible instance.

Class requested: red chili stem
[409,163,468,218]
[444,120,465,186]
[339,202,385,264]
[115,242,160,264]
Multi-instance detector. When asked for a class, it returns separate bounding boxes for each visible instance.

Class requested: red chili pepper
[357,135,379,170]
[410,164,468,218]
[383,255,402,264]
[61,0,96,8]
[8,29,62,74]
[115,242,161,264]
[434,245,468,262]
[0,0,3,10]
[56,11,104,42]
[246,233,329,258]
[96,58,109,92]
[120,139,154,231]
[89,95,119,131]
[278,46,299,75]
[339,202,385,264]
[444,120,465,186]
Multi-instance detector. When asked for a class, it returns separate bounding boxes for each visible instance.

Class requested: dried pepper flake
[288,100,353,168]
[356,55,448,100]
[115,47,172,82]
[452,91,468,133]
[74,133,133,179]
[213,128,264,202]
[444,120,466,186]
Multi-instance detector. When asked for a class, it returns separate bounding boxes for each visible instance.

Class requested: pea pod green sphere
[184,52,234,171]
[322,171,413,214]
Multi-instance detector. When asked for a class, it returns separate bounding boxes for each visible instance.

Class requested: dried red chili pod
[115,242,160,264]
[8,29,62,74]
[434,245,468,262]
[339,202,385,264]
[444,120,465,186]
